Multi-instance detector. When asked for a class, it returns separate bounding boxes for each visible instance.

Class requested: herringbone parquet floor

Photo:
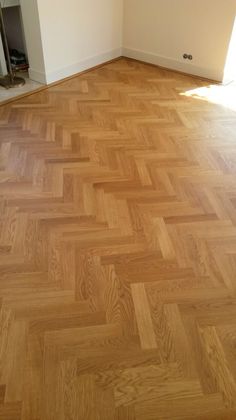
[0,57,236,420]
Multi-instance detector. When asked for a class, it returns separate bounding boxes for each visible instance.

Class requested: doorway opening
[0,1,43,103]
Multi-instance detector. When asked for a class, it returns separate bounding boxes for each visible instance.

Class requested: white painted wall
[36,0,123,84]
[20,0,46,83]
[123,0,236,81]
[2,0,235,84]
[1,0,123,84]
[224,17,236,82]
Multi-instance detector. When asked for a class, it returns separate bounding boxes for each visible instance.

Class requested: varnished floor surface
[0,58,236,420]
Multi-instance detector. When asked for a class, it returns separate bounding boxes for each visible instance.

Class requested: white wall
[123,0,236,81]
[36,0,123,84]
[20,0,46,83]
[16,0,236,84]
[224,17,236,82]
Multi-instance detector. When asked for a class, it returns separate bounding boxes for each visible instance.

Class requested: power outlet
[183,54,193,61]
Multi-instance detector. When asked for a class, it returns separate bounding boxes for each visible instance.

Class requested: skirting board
[28,68,47,85]
[29,48,122,85]
[123,47,223,82]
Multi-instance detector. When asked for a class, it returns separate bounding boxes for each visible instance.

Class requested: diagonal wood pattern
[0,57,236,419]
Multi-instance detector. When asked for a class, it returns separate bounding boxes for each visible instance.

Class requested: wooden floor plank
[0,58,236,419]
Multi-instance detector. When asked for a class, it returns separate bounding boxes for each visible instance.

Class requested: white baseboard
[123,47,223,82]
[29,47,220,85]
[29,48,122,85]
[28,68,47,84]
[44,48,122,85]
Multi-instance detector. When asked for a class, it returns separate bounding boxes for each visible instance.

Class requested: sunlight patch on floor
[180,83,236,112]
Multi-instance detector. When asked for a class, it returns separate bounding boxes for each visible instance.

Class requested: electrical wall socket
[183,54,193,61]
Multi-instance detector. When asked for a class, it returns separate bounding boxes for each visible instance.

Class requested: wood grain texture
[0,58,236,419]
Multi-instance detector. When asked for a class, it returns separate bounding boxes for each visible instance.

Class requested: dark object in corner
[0,5,25,89]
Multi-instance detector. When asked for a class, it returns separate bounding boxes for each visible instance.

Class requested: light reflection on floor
[180,82,236,112]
